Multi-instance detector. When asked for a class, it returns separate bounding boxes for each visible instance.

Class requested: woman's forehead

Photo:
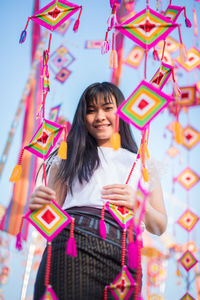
[87,92,116,106]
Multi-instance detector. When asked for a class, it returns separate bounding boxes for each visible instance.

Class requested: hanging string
[121,226,126,266]
[45,242,52,287]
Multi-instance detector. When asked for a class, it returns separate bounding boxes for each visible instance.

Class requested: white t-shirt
[50,147,143,210]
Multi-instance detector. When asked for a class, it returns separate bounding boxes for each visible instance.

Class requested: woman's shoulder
[47,155,62,169]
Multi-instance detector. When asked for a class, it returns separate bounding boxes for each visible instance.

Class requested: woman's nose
[95,109,105,121]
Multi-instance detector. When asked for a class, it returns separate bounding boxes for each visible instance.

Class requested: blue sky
[0,0,200,299]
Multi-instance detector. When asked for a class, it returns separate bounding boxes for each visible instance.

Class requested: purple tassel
[100,219,106,239]
[185,18,192,28]
[66,237,77,257]
[73,20,79,32]
[16,233,23,251]
[19,30,27,44]
[127,241,138,269]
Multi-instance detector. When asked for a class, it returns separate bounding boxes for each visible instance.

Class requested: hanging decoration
[175,168,199,190]
[85,40,104,49]
[176,47,200,72]
[124,46,144,69]
[49,45,75,74]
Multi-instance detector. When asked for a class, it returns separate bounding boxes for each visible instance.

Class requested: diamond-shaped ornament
[182,126,200,149]
[150,62,173,90]
[180,293,196,300]
[107,266,135,300]
[49,45,75,74]
[148,294,164,300]
[157,36,179,53]
[176,168,199,190]
[55,67,71,83]
[117,80,172,130]
[105,202,133,229]
[115,7,177,50]
[147,259,161,277]
[24,119,64,160]
[176,47,200,72]
[41,286,58,300]
[125,46,144,69]
[178,250,198,272]
[177,209,199,232]
[25,200,72,241]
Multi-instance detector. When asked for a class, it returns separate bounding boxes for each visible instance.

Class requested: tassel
[109,50,118,69]
[184,7,192,28]
[104,287,108,300]
[153,48,159,61]
[73,6,82,32]
[9,147,24,182]
[19,18,30,44]
[109,32,118,69]
[58,141,67,159]
[121,228,126,266]
[174,121,183,144]
[9,165,22,182]
[142,167,149,182]
[179,43,187,62]
[19,30,27,44]
[15,217,24,251]
[101,31,110,54]
[107,3,117,29]
[100,204,106,239]
[110,132,121,150]
[66,218,77,257]
[128,241,138,269]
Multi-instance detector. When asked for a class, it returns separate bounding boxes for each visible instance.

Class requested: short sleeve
[46,156,62,183]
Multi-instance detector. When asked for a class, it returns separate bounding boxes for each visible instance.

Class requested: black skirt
[34,207,141,300]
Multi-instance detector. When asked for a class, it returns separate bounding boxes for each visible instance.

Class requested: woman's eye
[105,106,113,111]
[87,109,95,113]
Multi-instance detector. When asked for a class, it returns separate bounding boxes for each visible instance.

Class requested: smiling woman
[29,82,167,300]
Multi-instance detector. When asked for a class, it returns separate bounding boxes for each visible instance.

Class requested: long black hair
[54,82,138,194]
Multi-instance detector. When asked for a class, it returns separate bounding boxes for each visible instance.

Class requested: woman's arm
[29,162,66,211]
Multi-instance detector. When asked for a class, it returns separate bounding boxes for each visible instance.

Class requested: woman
[30,82,167,300]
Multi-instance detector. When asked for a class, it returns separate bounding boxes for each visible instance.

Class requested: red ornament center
[138,99,149,110]
[116,279,126,293]
[48,7,61,19]
[37,132,49,144]
[152,72,164,85]
[185,133,193,141]
[139,19,156,33]
[41,209,56,224]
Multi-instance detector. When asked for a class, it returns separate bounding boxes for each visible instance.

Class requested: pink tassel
[127,241,138,269]
[66,237,77,257]
[16,233,23,251]
[66,218,77,257]
[73,19,79,32]
[100,220,106,240]
[100,204,106,239]
[101,40,110,54]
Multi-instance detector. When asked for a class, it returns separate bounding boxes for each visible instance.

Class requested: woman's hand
[101,184,136,209]
[29,185,56,211]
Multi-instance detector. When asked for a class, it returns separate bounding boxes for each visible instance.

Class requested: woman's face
[85,93,117,147]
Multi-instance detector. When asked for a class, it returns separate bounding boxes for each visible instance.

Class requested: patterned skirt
[34,207,141,300]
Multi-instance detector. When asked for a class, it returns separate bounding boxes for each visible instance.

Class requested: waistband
[65,207,135,244]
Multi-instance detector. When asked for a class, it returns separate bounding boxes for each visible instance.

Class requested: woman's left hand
[101,184,136,209]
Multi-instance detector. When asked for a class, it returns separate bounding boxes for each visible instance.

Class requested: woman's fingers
[29,185,56,211]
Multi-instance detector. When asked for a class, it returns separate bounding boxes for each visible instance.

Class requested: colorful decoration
[29,0,82,32]
[148,294,164,300]
[55,19,73,35]
[115,7,178,50]
[124,46,144,68]
[41,285,58,299]
[157,36,179,53]
[178,250,198,272]
[24,119,64,160]
[177,209,199,232]
[85,40,104,49]
[25,200,72,241]
[182,126,200,149]
[150,62,173,90]
[175,86,196,106]
[147,259,161,277]
[49,104,62,122]
[164,5,185,22]
[180,293,195,300]
[176,47,200,72]
[106,266,135,300]
[49,45,75,74]
[117,80,172,130]
[55,67,71,83]
[176,168,199,190]
[105,202,133,229]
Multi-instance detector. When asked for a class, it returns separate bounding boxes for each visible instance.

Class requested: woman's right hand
[29,185,56,211]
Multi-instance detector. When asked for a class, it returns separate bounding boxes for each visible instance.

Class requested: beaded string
[45,242,52,288]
